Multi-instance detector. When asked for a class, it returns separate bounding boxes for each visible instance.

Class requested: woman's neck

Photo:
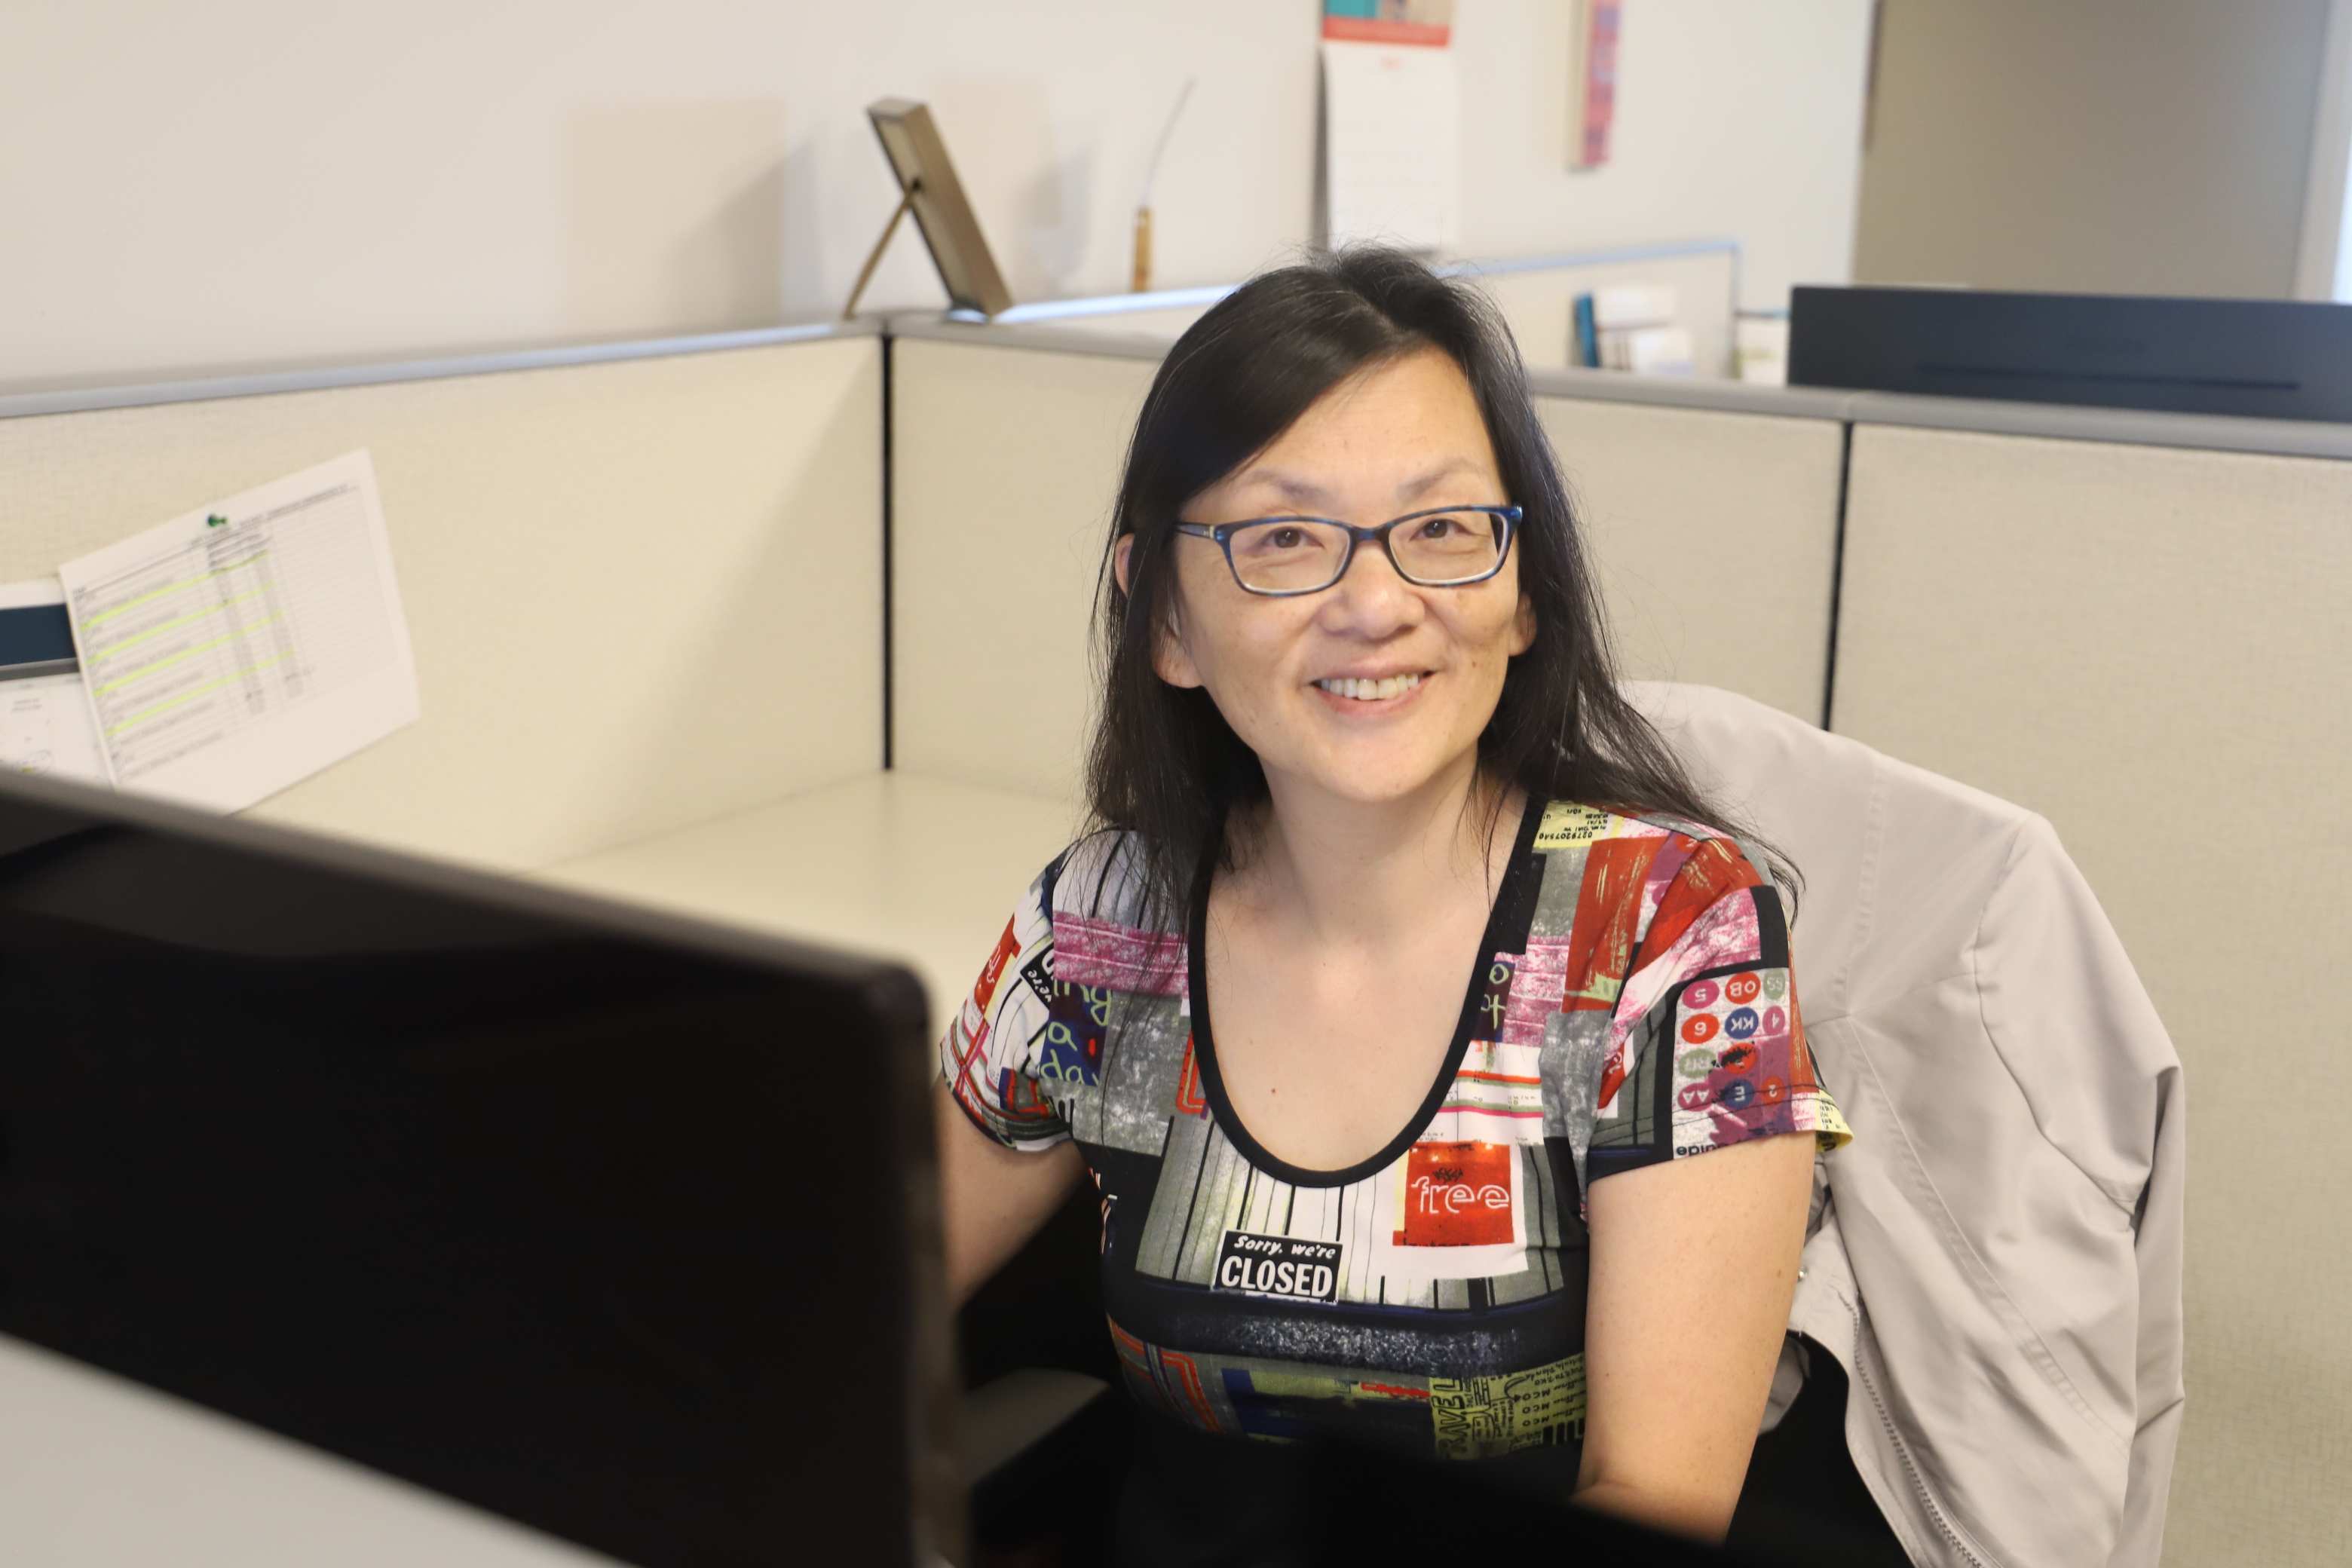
[1228,755,1526,948]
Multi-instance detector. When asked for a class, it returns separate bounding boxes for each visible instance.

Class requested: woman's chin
[1262,746,1482,810]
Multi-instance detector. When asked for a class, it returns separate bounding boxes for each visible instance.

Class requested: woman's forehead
[1222,455,1490,512]
[1215,350,1499,508]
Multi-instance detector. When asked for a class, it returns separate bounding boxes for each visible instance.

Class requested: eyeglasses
[1173,505,1522,597]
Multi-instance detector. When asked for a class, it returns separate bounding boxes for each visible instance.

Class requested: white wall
[0,0,1315,387]
[1454,0,1873,311]
[1,1,1870,387]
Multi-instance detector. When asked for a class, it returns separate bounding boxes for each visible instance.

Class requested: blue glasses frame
[1172,504,1523,597]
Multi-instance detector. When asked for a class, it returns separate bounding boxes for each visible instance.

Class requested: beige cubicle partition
[1530,372,1847,722]
[888,322,1849,807]
[0,326,886,871]
[889,330,1155,807]
[1833,418,2352,1568]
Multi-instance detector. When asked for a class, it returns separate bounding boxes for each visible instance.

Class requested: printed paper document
[58,451,418,812]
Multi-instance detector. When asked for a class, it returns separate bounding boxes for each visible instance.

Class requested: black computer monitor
[1788,283,2352,422]
[0,770,958,1568]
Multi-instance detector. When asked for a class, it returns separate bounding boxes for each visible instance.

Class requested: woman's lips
[1312,672,1426,702]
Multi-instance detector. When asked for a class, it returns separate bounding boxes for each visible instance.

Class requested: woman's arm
[1575,1129,1815,1542]
[936,1081,1087,1309]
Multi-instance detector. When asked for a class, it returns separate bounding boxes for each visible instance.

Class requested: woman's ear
[1510,591,1538,657]
[1122,534,1205,690]
[1153,605,1204,690]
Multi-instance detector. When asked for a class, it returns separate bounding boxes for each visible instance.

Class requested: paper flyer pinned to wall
[1320,2,1458,255]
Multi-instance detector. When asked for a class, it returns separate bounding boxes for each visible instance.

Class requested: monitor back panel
[0,774,941,1568]
[1789,284,2352,421]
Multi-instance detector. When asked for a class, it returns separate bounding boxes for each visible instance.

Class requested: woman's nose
[1318,540,1419,634]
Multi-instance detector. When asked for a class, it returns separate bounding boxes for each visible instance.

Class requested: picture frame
[848,98,1014,318]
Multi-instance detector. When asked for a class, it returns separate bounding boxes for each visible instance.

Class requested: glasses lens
[1227,520,1352,593]
[1391,510,1505,584]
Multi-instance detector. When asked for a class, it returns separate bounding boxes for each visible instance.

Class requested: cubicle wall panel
[1535,396,1842,722]
[0,336,884,870]
[891,341,1842,802]
[891,338,1156,806]
[1833,424,2352,1568]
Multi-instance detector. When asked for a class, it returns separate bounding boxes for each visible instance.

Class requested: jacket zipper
[1849,1303,1989,1568]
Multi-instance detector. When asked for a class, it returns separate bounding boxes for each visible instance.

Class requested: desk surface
[0,1334,617,1567]
[535,769,1081,1037]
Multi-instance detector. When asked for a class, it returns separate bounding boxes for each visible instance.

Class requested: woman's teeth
[1315,673,1423,702]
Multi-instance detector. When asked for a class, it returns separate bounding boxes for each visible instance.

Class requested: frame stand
[842,182,920,321]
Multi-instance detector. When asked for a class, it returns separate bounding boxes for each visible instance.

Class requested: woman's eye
[1416,516,1459,539]
[1269,527,1306,550]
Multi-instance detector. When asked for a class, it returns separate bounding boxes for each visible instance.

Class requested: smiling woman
[934,249,1858,1558]
[1135,347,1539,861]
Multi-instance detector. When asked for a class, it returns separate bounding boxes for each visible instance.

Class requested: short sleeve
[938,864,1071,1150]
[1587,837,1851,1184]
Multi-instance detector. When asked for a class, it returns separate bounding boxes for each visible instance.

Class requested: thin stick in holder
[1132,78,1194,296]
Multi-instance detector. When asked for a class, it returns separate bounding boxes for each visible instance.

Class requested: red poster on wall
[1570,0,1621,170]
[1321,1,1453,48]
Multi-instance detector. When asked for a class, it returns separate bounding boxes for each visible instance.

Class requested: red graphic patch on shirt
[1175,1035,1208,1116]
[970,917,1021,1013]
[1560,838,1663,1012]
[1633,839,1762,972]
[1395,1141,1515,1248]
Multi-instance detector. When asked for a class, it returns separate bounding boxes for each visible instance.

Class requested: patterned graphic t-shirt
[942,798,1851,1493]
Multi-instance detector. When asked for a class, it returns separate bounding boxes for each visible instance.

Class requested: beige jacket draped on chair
[1631,683,2185,1568]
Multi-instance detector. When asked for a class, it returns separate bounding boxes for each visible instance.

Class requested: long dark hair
[1086,247,1762,917]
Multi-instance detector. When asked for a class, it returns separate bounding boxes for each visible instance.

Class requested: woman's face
[1138,346,1536,810]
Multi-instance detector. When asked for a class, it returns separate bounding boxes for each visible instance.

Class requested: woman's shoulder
[1031,825,1180,930]
[1027,827,1191,997]
[1530,800,1774,948]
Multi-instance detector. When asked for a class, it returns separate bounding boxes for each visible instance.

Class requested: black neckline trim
[1185,796,1549,1190]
